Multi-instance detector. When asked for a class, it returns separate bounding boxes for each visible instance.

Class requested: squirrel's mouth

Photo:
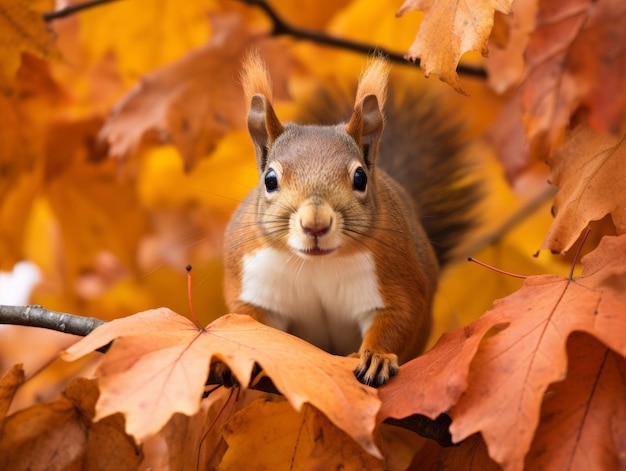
[299,247,335,256]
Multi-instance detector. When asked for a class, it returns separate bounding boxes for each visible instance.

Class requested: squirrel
[223,52,481,387]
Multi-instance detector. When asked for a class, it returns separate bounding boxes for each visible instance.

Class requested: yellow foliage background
[0,0,569,407]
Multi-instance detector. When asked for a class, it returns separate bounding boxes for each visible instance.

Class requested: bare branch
[240,0,487,79]
[0,304,104,336]
[42,0,486,79]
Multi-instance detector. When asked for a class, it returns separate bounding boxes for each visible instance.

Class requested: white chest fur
[239,248,385,355]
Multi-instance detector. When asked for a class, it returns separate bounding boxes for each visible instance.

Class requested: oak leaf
[542,125,626,254]
[0,378,141,470]
[0,0,59,93]
[379,234,626,471]
[396,0,513,92]
[520,0,626,148]
[63,310,382,458]
[526,332,626,470]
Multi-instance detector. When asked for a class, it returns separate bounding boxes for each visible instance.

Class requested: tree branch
[41,0,486,79]
[240,0,487,79]
[0,304,104,336]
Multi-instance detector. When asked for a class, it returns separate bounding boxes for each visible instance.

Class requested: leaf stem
[467,257,528,279]
[186,265,202,328]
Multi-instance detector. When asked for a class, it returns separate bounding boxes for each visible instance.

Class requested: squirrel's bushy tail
[293,70,482,267]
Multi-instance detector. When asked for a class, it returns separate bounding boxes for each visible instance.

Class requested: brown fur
[223,55,479,386]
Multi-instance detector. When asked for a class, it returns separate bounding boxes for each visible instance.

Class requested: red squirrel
[223,53,480,386]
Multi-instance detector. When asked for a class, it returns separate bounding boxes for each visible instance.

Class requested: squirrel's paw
[353,350,399,387]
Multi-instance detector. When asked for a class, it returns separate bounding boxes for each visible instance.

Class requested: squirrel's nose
[301,220,331,237]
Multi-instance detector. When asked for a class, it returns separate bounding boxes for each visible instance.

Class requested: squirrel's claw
[354,350,399,387]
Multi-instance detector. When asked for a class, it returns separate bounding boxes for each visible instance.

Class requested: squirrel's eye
[264,168,279,192]
[353,167,367,192]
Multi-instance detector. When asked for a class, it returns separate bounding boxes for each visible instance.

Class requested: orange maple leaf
[379,234,626,471]
[97,14,291,168]
[221,400,385,470]
[0,0,60,94]
[63,310,382,458]
[525,332,626,469]
[543,125,626,254]
[0,378,141,469]
[0,364,24,420]
[396,0,513,92]
[520,0,626,147]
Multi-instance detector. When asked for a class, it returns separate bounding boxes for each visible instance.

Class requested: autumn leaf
[379,234,626,470]
[141,387,234,469]
[449,235,626,470]
[542,125,626,254]
[377,327,486,422]
[62,309,382,458]
[520,0,626,148]
[0,378,141,470]
[396,0,513,92]
[97,14,291,168]
[0,0,59,93]
[221,399,384,470]
[525,332,626,470]
[0,364,24,420]
[411,433,500,470]
[485,0,537,93]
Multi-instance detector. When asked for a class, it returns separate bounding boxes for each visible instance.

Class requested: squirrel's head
[240,52,389,259]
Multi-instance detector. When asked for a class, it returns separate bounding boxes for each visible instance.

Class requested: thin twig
[0,304,454,446]
[459,184,558,259]
[43,0,123,22]
[240,0,487,79]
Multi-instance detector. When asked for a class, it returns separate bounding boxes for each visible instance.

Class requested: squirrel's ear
[346,94,384,169]
[247,94,284,171]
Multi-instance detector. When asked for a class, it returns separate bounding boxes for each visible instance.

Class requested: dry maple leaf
[0,0,59,93]
[63,310,382,458]
[221,399,384,470]
[542,125,626,254]
[485,0,537,93]
[0,363,24,420]
[520,0,626,148]
[449,234,626,470]
[396,0,513,92]
[379,234,626,471]
[0,378,141,470]
[97,14,291,169]
[411,433,500,470]
[525,332,626,470]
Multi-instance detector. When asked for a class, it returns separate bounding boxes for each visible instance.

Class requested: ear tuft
[241,51,284,171]
[346,57,388,168]
[354,56,390,111]
[241,50,274,106]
